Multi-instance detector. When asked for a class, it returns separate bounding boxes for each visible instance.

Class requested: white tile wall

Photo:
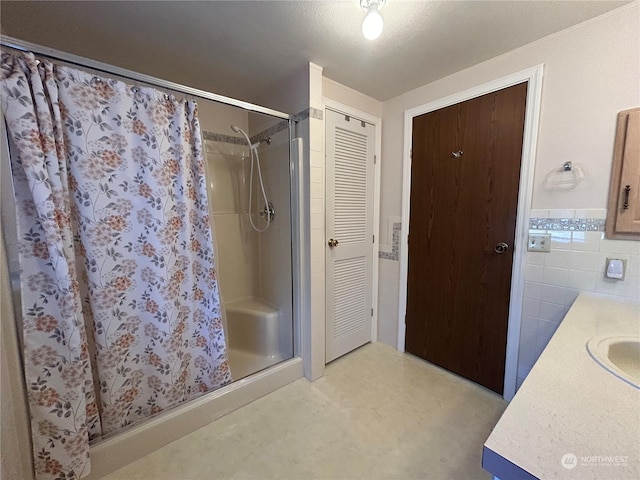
[308,110,326,379]
[517,209,640,389]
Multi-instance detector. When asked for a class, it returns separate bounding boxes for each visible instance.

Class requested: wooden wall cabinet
[606,107,640,240]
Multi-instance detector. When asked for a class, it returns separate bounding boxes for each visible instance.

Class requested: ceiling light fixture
[361,0,386,40]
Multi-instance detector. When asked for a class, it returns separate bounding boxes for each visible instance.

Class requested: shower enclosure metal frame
[0,35,307,479]
[1,37,289,120]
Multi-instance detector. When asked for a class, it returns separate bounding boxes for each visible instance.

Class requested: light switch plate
[528,234,551,252]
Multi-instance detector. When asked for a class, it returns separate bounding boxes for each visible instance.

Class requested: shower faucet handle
[260,202,275,222]
[328,238,339,248]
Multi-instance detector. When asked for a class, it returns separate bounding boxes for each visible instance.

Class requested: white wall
[377,4,640,359]
[253,65,311,117]
[322,77,383,119]
[308,63,326,380]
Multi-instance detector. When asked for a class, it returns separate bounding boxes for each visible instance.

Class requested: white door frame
[396,65,544,401]
[323,99,382,343]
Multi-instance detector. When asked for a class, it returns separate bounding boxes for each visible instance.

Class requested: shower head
[231,124,258,151]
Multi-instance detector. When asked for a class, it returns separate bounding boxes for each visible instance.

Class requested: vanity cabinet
[606,107,640,239]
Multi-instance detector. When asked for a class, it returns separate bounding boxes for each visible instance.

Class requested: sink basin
[586,336,640,389]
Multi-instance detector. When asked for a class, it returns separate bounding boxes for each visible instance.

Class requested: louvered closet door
[325,109,374,363]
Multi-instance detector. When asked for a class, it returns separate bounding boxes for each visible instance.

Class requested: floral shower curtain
[1,51,232,480]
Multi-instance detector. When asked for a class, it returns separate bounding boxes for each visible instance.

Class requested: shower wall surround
[205,139,258,301]
[202,104,294,381]
[198,100,255,303]
[253,129,294,314]
[201,117,294,308]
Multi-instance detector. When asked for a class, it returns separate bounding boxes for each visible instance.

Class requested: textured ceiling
[0,1,630,103]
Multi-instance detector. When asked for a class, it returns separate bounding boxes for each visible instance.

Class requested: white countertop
[483,293,640,480]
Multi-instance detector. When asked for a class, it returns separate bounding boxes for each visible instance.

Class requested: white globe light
[362,10,383,40]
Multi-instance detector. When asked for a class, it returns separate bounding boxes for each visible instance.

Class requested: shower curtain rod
[0,35,292,121]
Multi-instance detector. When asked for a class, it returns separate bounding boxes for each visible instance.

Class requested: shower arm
[251,137,272,150]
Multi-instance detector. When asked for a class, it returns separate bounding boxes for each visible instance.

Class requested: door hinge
[373,234,375,243]
[371,308,374,317]
[374,155,377,164]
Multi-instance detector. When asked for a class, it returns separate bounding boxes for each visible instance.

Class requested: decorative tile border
[310,107,324,120]
[529,217,605,232]
[376,217,604,260]
[379,222,401,260]
[292,106,323,122]
[251,120,288,144]
[201,130,246,145]
[292,110,308,122]
[203,125,286,146]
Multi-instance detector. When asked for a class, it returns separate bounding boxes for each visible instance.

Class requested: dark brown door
[405,83,527,394]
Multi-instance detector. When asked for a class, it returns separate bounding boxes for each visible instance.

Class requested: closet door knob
[328,239,339,248]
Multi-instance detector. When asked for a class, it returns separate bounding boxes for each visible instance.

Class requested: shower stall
[0,37,304,480]
[201,105,294,381]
